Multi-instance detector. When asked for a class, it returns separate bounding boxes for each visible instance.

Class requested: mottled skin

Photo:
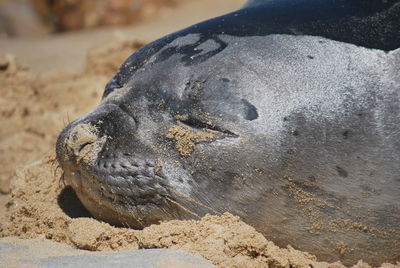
[56,0,400,265]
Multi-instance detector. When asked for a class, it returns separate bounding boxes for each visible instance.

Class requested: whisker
[62,112,73,129]
[122,220,132,229]
[66,112,71,127]
[166,197,201,219]
[50,157,60,178]
[166,186,220,215]
[59,172,66,188]
[54,165,61,178]
[126,206,145,228]
[134,216,146,229]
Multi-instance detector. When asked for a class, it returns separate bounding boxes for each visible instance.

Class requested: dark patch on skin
[224,171,238,182]
[342,130,350,139]
[307,175,317,182]
[58,186,93,219]
[287,148,295,155]
[336,166,349,178]
[221,78,230,82]
[241,99,258,120]
[307,55,314,59]
[155,35,228,67]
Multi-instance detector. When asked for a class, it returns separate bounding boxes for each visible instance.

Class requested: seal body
[56,0,400,265]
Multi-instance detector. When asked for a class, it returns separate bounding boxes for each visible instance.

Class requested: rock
[0,237,215,268]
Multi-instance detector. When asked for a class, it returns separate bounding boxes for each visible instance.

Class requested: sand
[0,2,399,267]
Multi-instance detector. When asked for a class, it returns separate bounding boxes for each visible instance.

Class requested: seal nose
[56,103,137,167]
[56,121,106,166]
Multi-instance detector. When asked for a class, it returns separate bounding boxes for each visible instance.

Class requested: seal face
[56,0,400,265]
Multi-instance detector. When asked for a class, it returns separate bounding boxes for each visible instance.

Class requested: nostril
[57,122,107,165]
[55,104,130,167]
[78,142,94,154]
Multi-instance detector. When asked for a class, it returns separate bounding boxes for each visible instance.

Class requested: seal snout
[56,104,136,168]
[56,122,106,166]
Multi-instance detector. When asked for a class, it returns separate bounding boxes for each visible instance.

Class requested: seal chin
[60,148,190,227]
[62,159,174,228]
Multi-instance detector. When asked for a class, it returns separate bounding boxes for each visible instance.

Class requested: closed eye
[178,117,238,137]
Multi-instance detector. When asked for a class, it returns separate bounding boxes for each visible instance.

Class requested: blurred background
[0,0,245,72]
[0,0,246,37]
[0,0,180,37]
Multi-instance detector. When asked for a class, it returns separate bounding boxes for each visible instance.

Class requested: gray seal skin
[56,0,400,265]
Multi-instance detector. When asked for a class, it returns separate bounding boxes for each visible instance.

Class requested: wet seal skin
[56,0,400,266]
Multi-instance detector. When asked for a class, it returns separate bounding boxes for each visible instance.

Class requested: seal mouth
[61,153,176,227]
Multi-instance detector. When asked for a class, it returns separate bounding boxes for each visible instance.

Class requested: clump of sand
[167,125,217,156]
[63,123,107,165]
[0,39,399,268]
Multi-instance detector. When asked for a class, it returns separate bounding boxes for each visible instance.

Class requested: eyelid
[178,117,238,137]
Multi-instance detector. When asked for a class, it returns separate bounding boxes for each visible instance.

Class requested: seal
[56,0,400,265]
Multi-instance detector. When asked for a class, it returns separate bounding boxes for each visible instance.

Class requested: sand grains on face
[64,123,107,165]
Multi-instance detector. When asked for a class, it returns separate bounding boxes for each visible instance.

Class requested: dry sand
[0,1,399,268]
